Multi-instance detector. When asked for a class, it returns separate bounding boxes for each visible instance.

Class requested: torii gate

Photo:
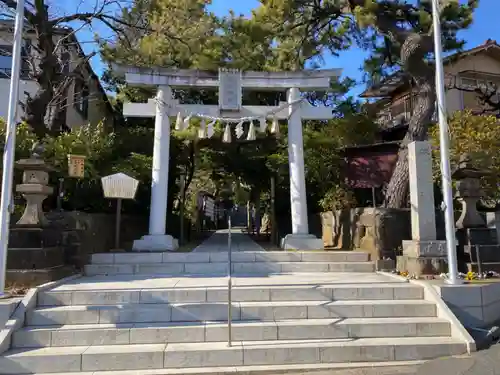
[116,66,341,251]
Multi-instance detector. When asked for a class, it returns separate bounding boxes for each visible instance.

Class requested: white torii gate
[116,66,341,251]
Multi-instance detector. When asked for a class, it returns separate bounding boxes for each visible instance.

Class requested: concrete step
[13,317,451,348]
[27,300,437,326]
[91,251,371,265]
[0,337,467,374]
[0,361,427,375]
[84,261,375,276]
[38,283,423,306]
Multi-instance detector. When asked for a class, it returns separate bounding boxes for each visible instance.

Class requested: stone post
[132,85,179,251]
[281,88,323,250]
[408,142,437,241]
[398,141,447,276]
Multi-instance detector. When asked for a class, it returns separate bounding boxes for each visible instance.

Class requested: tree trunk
[383,33,436,208]
[23,6,61,140]
[25,88,53,139]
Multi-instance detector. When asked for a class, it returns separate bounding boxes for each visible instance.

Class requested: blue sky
[73,0,499,97]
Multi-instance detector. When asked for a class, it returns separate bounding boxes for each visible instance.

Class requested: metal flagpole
[0,0,26,297]
[431,0,461,285]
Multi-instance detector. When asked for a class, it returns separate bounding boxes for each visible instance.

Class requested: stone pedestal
[402,240,447,258]
[281,234,324,250]
[398,239,448,275]
[457,227,500,264]
[133,234,179,252]
[396,256,448,276]
[6,156,73,287]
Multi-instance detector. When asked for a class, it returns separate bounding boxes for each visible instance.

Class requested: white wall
[0,78,38,123]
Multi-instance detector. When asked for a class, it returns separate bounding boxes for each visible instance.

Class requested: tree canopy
[255,0,478,208]
[94,0,384,218]
[0,0,483,221]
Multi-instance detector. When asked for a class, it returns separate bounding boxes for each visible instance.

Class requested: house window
[74,79,89,119]
[460,77,500,111]
[0,42,31,78]
[61,51,70,74]
[0,45,12,74]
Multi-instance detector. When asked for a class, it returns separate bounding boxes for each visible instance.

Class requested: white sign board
[101,173,139,199]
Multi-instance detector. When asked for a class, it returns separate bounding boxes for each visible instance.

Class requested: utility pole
[432,0,461,285]
[0,0,25,297]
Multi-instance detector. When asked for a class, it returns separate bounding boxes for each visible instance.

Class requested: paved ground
[413,343,500,375]
[192,229,265,252]
[284,345,500,375]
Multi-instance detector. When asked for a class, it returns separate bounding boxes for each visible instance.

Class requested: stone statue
[30,142,45,159]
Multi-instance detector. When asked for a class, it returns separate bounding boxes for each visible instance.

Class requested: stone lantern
[452,153,500,272]
[452,153,489,229]
[15,156,54,226]
[7,145,68,286]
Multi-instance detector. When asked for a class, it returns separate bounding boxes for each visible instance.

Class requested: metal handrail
[475,244,483,278]
[227,214,232,347]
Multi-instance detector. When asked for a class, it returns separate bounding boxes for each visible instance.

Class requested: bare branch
[0,0,36,24]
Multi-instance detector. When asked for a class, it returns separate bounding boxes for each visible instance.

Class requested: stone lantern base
[6,226,73,287]
[457,227,500,273]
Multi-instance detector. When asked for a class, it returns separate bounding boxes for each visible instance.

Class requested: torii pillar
[131,85,178,251]
[116,66,341,251]
[280,87,324,250]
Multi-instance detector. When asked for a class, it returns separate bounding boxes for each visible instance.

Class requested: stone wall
[4,210,191,286]
[320,208,447,261]
[12,211,191,271]
[434,282,500,328]
[0,298,20,329]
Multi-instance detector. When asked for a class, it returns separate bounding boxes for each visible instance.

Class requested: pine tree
[260,0,478,208]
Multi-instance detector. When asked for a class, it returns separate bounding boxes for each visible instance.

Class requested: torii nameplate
[218,68,242,112]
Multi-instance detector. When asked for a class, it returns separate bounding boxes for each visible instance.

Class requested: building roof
[360,39,500,99]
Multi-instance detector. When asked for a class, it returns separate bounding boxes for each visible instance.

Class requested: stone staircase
[0,249,471,374]
[85,251,375,276]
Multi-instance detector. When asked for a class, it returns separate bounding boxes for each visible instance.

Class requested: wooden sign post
[67,154,86,178]
[101,173,140,250]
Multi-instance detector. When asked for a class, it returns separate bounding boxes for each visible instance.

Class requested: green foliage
[112,153,153,180]
[429,111,500,200]
[0,121,38,159]
[43,121,115,178]
[96,0,382,216]
[303,113,377,211]
[352,0,477,83]
[319,184,358,212]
